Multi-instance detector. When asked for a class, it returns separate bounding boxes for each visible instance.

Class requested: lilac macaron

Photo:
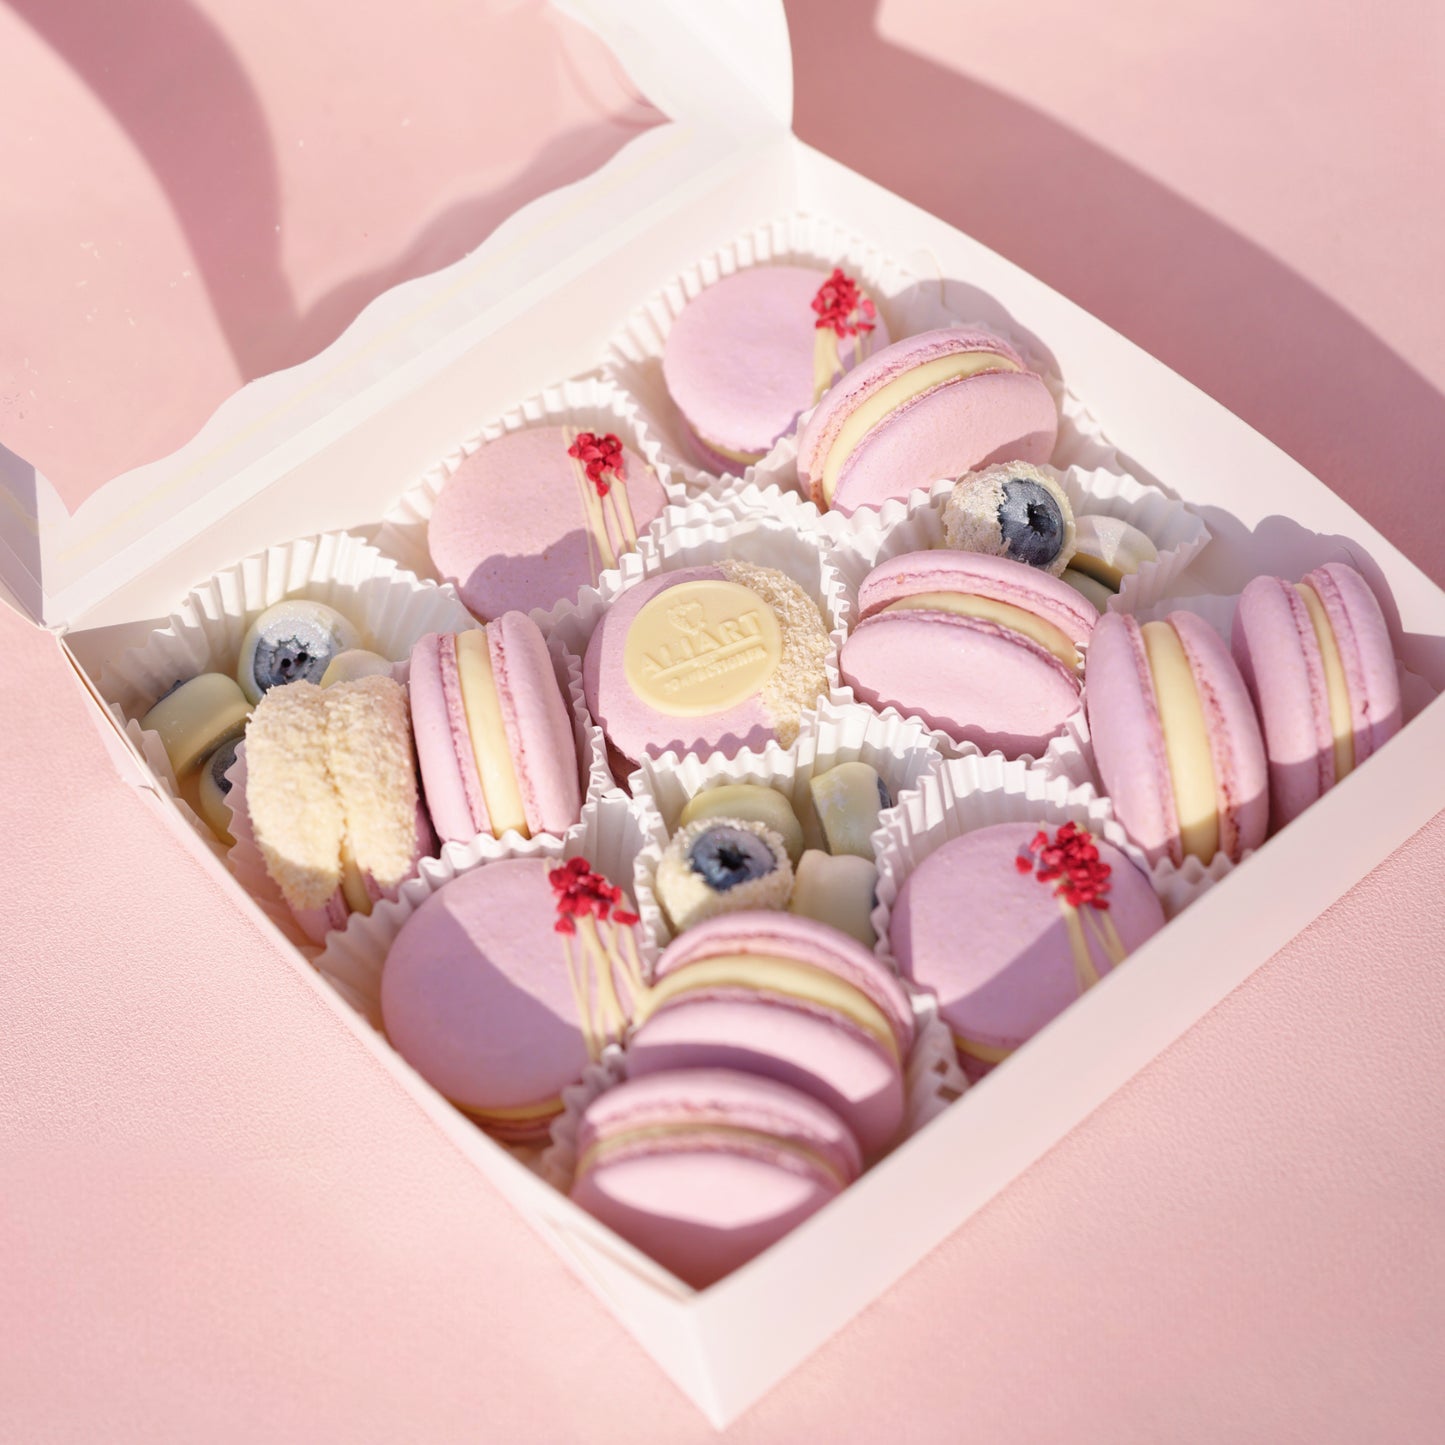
[382,857,644,1143]
[570,1069,863,1290]
[583,560,832,781]
[1085,611,1268,867]
[796,327,1058,517]
[890,820,1166,1078]
[662,265,889,473]
[626,911,916,1159]
[1231,563,1402,829]
[840,550,1097,758]
[409,613,581,845]
[427,426,669,619]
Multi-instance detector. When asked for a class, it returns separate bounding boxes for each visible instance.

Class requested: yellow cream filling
[1295,582,1355,781]
[458,1096,564,1126]
[821,350,1020,503]
[634,953,900,1063]
[883,591,1079,669]
[455,629,529,837]
[578,1124,848,1190]
[951,1033,1015,1066]
[1141,620,1218,862]
[339,846,374,916]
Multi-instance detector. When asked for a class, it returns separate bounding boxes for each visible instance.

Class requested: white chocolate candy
[320,649,394,687]
[808,761,890,859]
[1062,568,1116,613]
[140,672,250,776]
[677,783,805,865]
[1067,514,1158,592]
[788,851,878,948]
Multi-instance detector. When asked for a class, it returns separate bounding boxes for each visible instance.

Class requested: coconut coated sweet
[943,462,1077,576]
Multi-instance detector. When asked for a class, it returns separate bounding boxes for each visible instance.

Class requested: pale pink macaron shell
[1232,563,1402,828]
[890,822,1166,1078]
[409,614,581,845]
[582,565,777,776]
[842,550,1096,758]
[661,265,890,466]
[426,426,667,619]
[626,911,916,1159]
[1086,611,1268,866]
[570,1068,863,1290]
[381,858,622,1141]
[796,327,1058,517]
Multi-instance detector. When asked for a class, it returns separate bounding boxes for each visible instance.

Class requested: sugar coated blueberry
[942,462,1077,577]
[654,816,794,934]
[237,600,362,703]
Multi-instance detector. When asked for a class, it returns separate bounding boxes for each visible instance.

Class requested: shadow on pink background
[2,2,1444,1442]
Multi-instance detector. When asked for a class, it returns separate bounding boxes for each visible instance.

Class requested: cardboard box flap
[0,0,792,629]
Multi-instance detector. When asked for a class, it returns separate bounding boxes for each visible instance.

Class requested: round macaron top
[582,560,832,775]
[857,549,1098,648]
[570,1068,862,1289]
[1086,611,1267,866]
[381,857,642,1131]
[890,821,1166,1066]
[662,265,888,466]
[427,425,668,619]
[795,327,1058,516]
[649,911,915,1058]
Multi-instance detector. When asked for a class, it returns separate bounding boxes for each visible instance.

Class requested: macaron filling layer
[882,591,1080,669]
[455,629,529,836]
[1141,620,1219,861]
[820,349,1020,503]
[1296,581,1355,780]
[577,1122,852,1192]
[635,953,902,1064]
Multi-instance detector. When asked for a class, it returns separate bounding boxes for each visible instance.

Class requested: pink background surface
[4,1,1445,1440]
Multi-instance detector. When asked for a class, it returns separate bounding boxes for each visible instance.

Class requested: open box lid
[0,0,792,629]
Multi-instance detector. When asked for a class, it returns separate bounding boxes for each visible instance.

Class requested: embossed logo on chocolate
[624,579,783,716]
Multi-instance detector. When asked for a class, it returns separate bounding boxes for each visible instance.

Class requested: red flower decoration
[567,432,626,498]
[1015,822,1113,910]
[811,268,877,339]
[551,855,640,933]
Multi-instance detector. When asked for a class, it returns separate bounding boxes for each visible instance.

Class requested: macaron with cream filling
[662,265,889,473]
[409,614,582,845]
[890,821,1165,1078]
[570,1069,863,1290]
[796,327,1058,517]
[840,550,1097,758]
[427,426,668,619]
[1085,610,1268,866]
[1231,562,1402,828]
[382,856,644,1143]
[626,911,915,1158]
[583,561,832,781]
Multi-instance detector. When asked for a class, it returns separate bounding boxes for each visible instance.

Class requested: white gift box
[4,0,1445,1429]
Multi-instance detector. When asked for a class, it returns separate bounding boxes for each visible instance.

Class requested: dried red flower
[811,268,877,339]
[551,855,640,931]
[1015,821,1113,910]
[567,431,626,498]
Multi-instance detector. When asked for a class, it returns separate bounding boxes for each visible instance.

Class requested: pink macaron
[409,613,582,845]
[662,265,889,473]
[796,327,1058,517]
[840,550,1097,758]
[1085,610,1268,867]
[427,426,669,619]
[626,911,916,1159]
[890,820,1166,1078]
[1231,563,1402,829]
[569,1069,863,1290]
[381,856,644,1143]
[583,560,833,781]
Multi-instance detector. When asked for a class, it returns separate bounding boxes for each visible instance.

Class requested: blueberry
[876,776,893,811]
[688,825,778,892]
[208,736,240,797]
[237,600,361,702]
[997,478,1066,568]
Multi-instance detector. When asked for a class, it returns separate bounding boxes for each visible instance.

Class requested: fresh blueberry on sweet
[654,817,793,933]
[236,599,363,703]
[943,462,1077,576]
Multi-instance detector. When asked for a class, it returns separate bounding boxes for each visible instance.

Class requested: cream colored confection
[788,850,879,948]
[140,672,251,776]
[942,462,1076,578]
[1066,513,1158,592]
[678,783,806,865]
[655,816,794,934]
[808,761,888,859]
